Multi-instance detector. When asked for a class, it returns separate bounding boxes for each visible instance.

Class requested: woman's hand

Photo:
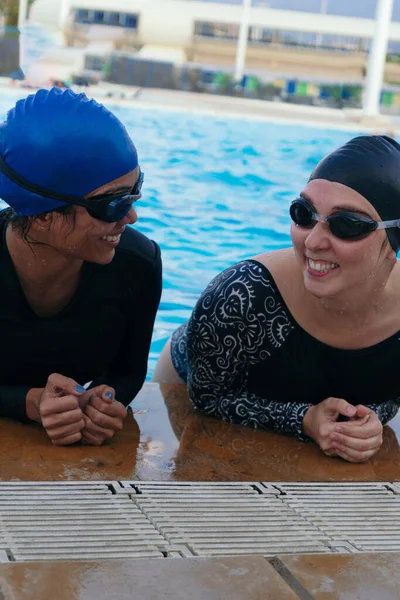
[303,399,383,462]
[303,397,357,457]
[29,373,86,446]
[80,385,128,446]
[330,404,383,463]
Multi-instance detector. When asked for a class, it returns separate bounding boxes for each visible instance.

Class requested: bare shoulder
[251,248,301,297]
[252,248,294,270]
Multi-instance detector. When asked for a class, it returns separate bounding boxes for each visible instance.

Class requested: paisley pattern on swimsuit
[170,260,399,441]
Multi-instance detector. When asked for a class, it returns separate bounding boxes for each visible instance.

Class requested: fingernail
[105,392,113,400]
[75,385,86,393]
[346,406,356,416]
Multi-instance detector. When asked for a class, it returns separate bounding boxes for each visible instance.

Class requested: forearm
[0,385,36,423]
[189,385,313,441]
[25,388,43,423]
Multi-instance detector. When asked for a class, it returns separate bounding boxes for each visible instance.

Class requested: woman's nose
[304,222,331,250]
[121,206,138,226]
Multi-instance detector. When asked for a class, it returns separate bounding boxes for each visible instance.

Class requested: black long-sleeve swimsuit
[0,215,162,421]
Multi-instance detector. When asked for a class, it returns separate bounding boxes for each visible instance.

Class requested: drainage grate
[125,482,332,556]
[1,481,400,560]
[0,482,166,561]
[274,483,400,553]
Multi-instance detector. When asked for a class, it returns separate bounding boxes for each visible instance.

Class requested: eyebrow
[101,185,132,195]
[99,172,141,197]
[300,193,374,218]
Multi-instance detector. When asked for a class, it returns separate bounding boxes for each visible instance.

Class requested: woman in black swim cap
[0,88,162,447]
[154,135,400,464]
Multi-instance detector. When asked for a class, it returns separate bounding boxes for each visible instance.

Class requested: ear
[30,214,52,233]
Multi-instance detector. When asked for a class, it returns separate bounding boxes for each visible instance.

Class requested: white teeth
[308,259,338,272]
[102,235,120,242]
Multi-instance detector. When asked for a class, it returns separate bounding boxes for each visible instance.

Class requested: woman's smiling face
[290,179,396,300]
[40,167,140,265]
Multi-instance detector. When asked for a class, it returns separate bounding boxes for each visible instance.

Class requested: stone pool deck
[2,553,400,599]
[2,383,400,483]
[0,383,399,598]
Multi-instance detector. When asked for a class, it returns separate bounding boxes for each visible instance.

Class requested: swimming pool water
[0,90,357,376]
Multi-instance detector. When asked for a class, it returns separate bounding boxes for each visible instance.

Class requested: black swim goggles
[0,153,143,223]
[290,198,400,241]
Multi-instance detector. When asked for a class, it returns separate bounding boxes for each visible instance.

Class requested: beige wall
[192,40,400,83]
[385,62,400,84]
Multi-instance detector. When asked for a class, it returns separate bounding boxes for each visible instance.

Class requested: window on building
[93,11,105,24]
[75,9,90,24]
[85,55,106,71]
[73,9,138,30]
[250,27,273,44]
[107,12,121,26]
[194,21,239,41]
[276,30,359,52]
[319,34,359,51]
[121,14,138,29]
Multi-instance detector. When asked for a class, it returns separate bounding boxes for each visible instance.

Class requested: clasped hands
[303,397,383,463]
[33,373,128,446]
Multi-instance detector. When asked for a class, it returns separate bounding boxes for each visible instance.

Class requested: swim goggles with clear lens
[0,153,143,223]
[290,198,400,241]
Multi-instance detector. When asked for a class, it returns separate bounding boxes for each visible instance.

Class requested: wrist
[302,405,315,438]
[26,388,43,423]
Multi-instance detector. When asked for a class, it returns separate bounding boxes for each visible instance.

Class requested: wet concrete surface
[1,384,399,599]
[279,552,400,599]
[0,383,399,481]
[1,554,400,599]
[0,557,298,600]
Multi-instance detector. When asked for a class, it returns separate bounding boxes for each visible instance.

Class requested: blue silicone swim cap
[0,87,139,215]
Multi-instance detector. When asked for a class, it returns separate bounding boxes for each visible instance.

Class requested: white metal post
[59,0,71,30]
[364,0,394,117]
[316,0,328,47]
[18,0,28,29]
[18,0,28,83]
[234,0,252,83]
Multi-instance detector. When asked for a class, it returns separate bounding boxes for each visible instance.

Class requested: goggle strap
[0,153,85,204]
[376,218,400,230]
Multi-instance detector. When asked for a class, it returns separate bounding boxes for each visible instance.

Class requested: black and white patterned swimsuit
[171,259,399,441]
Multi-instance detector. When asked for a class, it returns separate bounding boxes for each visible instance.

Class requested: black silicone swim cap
[309,135,400,252]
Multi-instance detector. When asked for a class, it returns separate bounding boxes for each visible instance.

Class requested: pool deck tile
[0,556,299,600]
[278,552,400,600]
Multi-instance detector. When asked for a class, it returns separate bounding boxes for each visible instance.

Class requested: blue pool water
[0,90,357,375]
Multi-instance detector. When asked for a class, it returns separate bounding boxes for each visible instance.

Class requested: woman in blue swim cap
[154,135,400,464]
[0,88,161,446]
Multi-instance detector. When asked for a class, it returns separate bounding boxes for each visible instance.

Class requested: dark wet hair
[0,204,75,245]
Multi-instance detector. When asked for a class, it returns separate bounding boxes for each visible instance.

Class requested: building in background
[27,0,400,83]
[18,0,400,112]
[0,30,19,77]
